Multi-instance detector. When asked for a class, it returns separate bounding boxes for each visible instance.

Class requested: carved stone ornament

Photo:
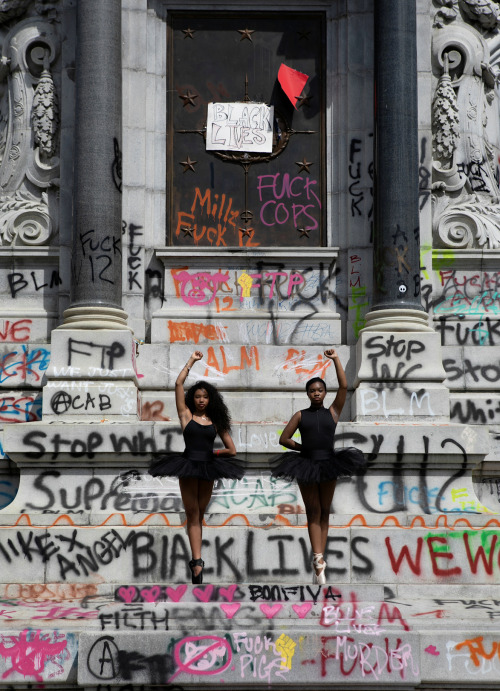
[0,18,60,246]
[434,0,500,31]
[432,54,461,163]
[434,0,460,27]
[0,189,52,245]
[434,197,500,248]
[32,64,58,158]
[0,2,59,26]
[0,0,32,26]
[431,22,500,249]
[460,0,500,31]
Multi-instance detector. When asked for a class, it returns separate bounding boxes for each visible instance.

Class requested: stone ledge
[2,421,490,461]
[0,522,498,585]
[0,583,498,685]
[0,511,497,528]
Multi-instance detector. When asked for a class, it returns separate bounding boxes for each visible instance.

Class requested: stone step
[3,420,491,459]
[3,583,499,642]
[1,581,500,686]
[3,424,496,517]
[0,519,498,585]
[1,583,500,634]
[2,600,498,634]
[0,623,498,687]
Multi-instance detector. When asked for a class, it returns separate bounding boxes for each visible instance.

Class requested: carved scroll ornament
[0,18,59,246]
[0,189,51,245]
[431,21,500,249]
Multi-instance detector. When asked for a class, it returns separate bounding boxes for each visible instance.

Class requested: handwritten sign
[206,102,274,153]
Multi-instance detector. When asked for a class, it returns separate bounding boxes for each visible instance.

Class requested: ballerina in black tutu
[150,350,243,583]
[272,348,364,585]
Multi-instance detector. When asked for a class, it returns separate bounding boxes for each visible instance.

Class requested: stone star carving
[238,28,255,42]
[179,90,198,107]
[179,156,197,172]
[182,28,196,39]
[295,157,313,173]
[296,94,312,108]
[297,227,310,238]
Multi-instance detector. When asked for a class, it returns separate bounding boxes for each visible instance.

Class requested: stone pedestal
[42,330,140,421]
[353,331,450,421]
[151,247,342,346]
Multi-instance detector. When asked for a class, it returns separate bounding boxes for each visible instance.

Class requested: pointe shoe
[312,552,327,585]
[189,558,204,584]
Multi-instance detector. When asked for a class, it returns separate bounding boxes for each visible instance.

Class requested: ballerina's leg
[197,478,215,524]
[180,477,208,577]
[318,479,336,554]
[298,482,323,556]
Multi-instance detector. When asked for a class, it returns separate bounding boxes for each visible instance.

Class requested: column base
[361,308,433,332]
[58,306,131,331]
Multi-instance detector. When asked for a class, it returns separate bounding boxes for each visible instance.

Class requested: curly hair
[305,377,327,393]
[185,380,232,434]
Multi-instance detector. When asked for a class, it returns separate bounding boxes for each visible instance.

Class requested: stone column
[42,0,139,422]
[353,0,448,422]
[61,0,128,330]
[364,0,430,333]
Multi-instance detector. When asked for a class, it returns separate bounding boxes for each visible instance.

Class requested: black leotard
[182,419,217,461]
[298,407,336,460]
[271,406,365,484]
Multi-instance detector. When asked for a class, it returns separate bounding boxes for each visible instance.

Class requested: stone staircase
[3,577,496,688]
[0,494,499,688]
[0,401,498,689]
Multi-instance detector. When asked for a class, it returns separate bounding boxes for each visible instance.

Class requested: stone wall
[0,0,498,688]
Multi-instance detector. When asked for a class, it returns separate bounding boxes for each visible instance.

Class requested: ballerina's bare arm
[175,350,203,428]
[216,429,237,457]
[279,411,303,451]
[324,348,347,423]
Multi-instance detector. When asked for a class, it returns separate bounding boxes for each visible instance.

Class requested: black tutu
[149,450,245,481]
[150,418,245,481]
[271,447,365,484]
